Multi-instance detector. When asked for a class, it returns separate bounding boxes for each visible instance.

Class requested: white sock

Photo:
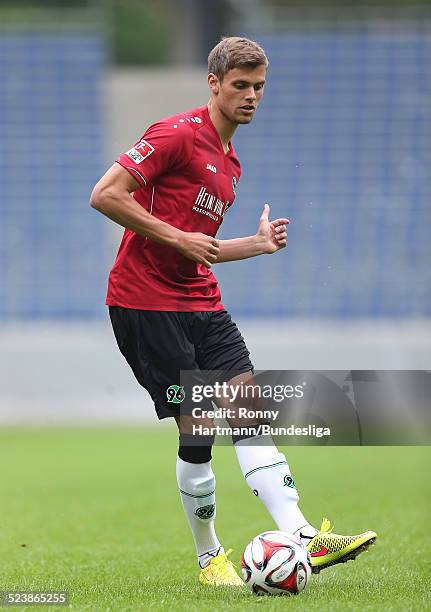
[176,457,224,568]
[234,435,317,543]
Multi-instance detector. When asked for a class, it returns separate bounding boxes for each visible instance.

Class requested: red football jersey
[106,104,241,311]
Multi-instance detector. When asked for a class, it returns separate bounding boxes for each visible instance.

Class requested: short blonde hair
[208,36,268,81]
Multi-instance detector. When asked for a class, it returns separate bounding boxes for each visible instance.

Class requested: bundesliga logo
[126,139,154,164]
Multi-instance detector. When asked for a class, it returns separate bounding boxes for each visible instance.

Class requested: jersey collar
[203,104,233,156]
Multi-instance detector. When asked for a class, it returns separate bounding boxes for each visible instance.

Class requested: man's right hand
[177,232,220,268]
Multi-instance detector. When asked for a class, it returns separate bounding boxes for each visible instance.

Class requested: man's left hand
[257,203,289,254]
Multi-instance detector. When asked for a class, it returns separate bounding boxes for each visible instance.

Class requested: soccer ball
[241,530,311,595]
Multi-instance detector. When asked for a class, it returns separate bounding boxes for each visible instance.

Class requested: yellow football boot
[308,518,377,574]
[199,549,244,586]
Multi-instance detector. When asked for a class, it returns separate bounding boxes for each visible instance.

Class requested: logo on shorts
[166,385,185,404]
[195,504,215,519]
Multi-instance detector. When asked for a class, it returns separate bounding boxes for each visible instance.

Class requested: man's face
[209,64,266,125]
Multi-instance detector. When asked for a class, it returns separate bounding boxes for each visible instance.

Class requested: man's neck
[207,101,238,153]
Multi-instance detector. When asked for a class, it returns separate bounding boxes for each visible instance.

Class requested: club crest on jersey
[126,139,154,164]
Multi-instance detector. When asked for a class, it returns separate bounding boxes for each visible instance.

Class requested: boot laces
[319,517,334,534]
[212,548,238,579]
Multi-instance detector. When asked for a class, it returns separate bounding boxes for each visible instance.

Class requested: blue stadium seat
[217,32,431,317]
[0,30,429,319]
[0,33,106,319]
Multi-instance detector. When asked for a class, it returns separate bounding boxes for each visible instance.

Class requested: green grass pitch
[0,427,430,611]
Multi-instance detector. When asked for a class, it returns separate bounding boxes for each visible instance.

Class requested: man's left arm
[216,204,289,263]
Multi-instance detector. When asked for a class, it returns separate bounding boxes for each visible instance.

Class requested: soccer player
[90,37,376,586]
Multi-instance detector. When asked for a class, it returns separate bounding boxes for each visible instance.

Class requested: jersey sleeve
[115,121,194,187]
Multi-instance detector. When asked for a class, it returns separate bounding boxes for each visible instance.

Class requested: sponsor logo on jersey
[193,186,230,222]
[126,139,154,164]
[206,163,217,173]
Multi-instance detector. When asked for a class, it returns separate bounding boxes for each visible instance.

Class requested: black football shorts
[109,307,254,419]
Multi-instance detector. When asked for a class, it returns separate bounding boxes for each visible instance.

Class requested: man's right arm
[90,163,219,268]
